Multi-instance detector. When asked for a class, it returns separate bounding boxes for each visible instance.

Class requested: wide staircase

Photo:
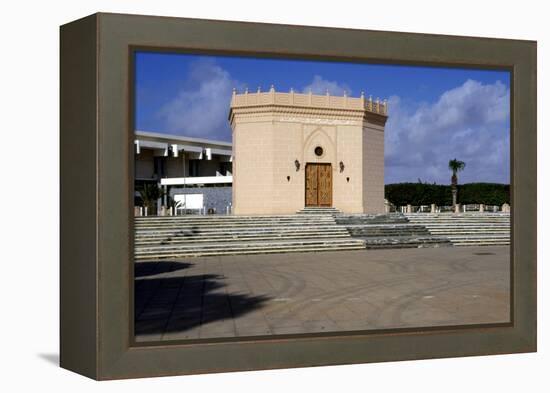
[335,214,453,249]
[297,207,342,215]
[404,212,510,246]
[134,214,365,260]
[135,212,510,259]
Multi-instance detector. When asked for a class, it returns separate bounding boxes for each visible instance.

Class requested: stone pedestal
[384,199,391,213]
[430,204,436,213]
[406,204,412,213]
[454,204,461,213]
[479,204,485,212]
[502,203,511,213]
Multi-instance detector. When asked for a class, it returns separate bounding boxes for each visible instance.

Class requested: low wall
[169,186,232,214]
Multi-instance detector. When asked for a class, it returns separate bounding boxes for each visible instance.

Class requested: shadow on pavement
[135,265,270,336]
[134,261,192,278]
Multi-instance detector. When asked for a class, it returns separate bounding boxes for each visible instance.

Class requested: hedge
[384,182,510,206]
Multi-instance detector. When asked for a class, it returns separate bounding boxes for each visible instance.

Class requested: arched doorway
[305,163,332,207]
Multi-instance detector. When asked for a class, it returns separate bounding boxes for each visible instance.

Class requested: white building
[134,130,233,214]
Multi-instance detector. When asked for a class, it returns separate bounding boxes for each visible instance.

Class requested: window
[189,159,200,177]
[314,146,324,157]
[153,157,165,178]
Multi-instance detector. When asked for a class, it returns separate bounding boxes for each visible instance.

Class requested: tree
[448,158,466,207]
[137,182,164,214]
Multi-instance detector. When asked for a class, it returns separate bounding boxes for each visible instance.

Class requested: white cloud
[157,59,242,140]
[158,71,354,140]
[302,75,352,96]
[385,79,510,184]
[156,67,509,185]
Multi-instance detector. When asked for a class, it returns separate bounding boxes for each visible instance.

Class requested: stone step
[135,213,338,223]
[342,223,429,229]
[135,237,364,251]
[136,230,350,241]
[136,225,349,235]
[410,216,509,218]
[135,214,336,221]
[297,212,340,214]
[428,228,510,234]
[421,225,509,229]
[407,219,510,222]
[408,222,509,225]
[299,207,340,210]
[417,222,510,225]
[135,225,345,235]
[451,237,510,242]
[363,236,453,249]
[336,218,409,225]
[406,218,510,222]
[453,241,510,246]
[296,207,341,215]
[346,228,431,237]
[445,234,510,240]
[136,213,333,220]
[405,214,510,217]
[135,216,335,228]
[404,213,510,216]
[134,238,366,259]
[396,213,510,247]
[135,221,336,230]
[441,234,510,246]
[135,232,352,245]
[332,213,453,249]
[134,211,367,257]
[134,244,365,259]
[436,238,507,246]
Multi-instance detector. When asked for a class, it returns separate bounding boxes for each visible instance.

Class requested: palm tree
[448,158,466,208]
[137,182,164,215]
[168,196,184,215]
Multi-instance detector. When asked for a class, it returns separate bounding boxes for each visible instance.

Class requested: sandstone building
[229,87,388,215]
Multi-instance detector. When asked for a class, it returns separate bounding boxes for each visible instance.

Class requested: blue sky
[135,51,510,184]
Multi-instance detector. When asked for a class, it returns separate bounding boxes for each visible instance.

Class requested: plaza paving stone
[134,246,510,342]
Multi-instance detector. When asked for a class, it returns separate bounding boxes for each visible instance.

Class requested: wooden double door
[305,163,332,207]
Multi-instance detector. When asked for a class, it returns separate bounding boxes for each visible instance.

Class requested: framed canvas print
[60,12,536,380]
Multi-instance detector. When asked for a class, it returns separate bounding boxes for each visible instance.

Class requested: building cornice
[228,88,388,127]
[135,130,232,148]
[229,104,388,127]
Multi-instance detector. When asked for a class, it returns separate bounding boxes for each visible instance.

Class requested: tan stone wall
[232,120,275,215]
[231,91,387,215]
[232,121,385,214]
[333,124,364,213]
[269,121,303,214]
[362,122,385,213]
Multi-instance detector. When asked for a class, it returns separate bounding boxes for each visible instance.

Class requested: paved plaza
[134,246,510,342]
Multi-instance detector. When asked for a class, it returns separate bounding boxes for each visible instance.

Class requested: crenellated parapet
[229,85,388,116]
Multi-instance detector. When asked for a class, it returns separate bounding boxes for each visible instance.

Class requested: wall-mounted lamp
[294,159,300,171]
[287,176,290,182]
[339,161,345,173]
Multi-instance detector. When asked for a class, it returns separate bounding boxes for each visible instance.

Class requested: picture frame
[60,12,536,380]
